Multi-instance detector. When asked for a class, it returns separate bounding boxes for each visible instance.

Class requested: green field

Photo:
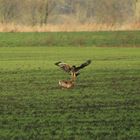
[0,32,140,140]
[0,31,140,47]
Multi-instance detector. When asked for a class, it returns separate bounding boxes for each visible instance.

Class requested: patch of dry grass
[0,23,140,32]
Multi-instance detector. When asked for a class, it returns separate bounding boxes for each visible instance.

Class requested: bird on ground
[55,60,91,81]
[58,80,74,89]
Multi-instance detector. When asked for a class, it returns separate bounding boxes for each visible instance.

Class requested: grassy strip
[0,31,140,47]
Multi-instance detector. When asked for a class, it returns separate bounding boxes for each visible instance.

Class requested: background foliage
[0,0,140,25]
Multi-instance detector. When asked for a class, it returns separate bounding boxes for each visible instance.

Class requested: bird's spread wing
[55,61,72,73]
[75,60,91,71]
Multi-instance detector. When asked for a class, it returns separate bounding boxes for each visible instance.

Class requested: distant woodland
[0,0,140,26]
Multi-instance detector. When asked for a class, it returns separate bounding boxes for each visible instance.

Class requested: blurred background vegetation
[0,0,139,25]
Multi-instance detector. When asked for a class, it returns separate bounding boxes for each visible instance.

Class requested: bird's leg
[71,72,73,81]
[71,72,76,81]
[73,72,76,81]
[70,72,73,81]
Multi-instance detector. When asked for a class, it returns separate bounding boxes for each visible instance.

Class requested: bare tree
[0,0,22,23]
[135,0,140,22]
[0,0,139,25]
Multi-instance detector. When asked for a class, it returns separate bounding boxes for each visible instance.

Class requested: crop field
[0,32,140,140]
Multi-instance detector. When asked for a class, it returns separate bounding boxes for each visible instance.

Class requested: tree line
[0,0,140,25]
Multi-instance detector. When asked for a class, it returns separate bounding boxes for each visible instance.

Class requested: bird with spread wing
[55,60,91,88]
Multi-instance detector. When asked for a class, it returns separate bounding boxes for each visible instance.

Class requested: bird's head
[71,65,76,72]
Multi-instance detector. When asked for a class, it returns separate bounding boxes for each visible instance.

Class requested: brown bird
[55,60,91,80]
[59,80,75,89]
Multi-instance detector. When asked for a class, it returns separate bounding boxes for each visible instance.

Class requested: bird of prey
[55,60,91,80]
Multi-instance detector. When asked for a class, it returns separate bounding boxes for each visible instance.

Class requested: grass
[0,31,140,47]
[0,23,140,32]
[0,45,140,139]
